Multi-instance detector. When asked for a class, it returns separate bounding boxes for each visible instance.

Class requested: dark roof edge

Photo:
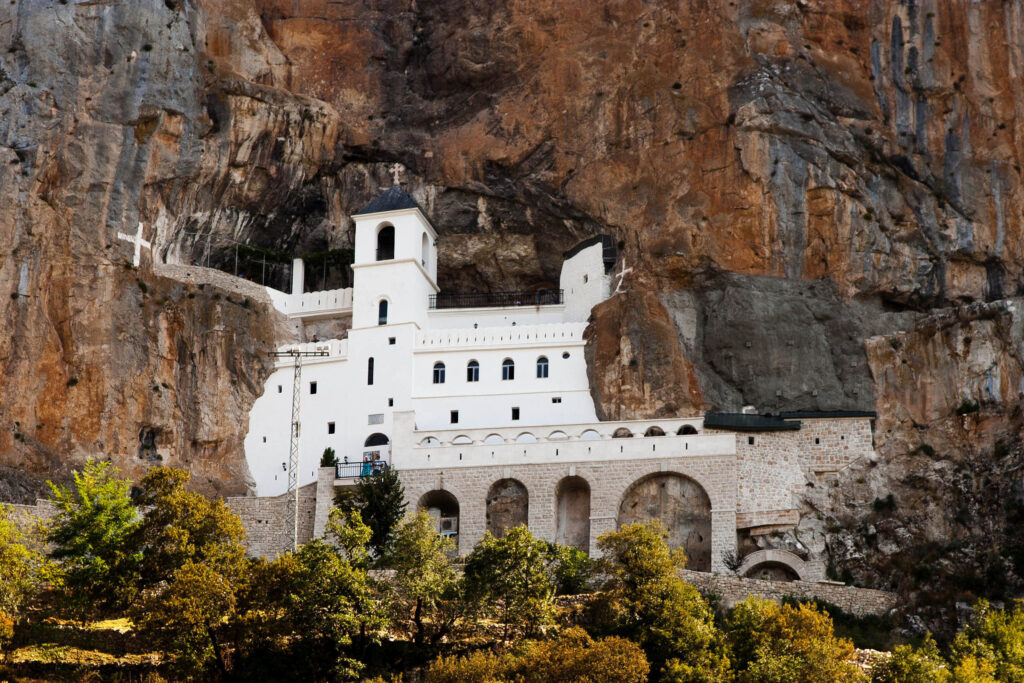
[703,412,801,432]
[779,410,877,419]
[563,234,615,260]
[353,186,422,217]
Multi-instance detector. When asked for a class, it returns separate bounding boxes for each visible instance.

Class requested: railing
[429,289,564,310]
[335,462,389,479]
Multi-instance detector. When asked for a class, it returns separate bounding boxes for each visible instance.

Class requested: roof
[353,186,421,216]
[703,412,801,432]
[779,410,877,419]
[563,234,617,274]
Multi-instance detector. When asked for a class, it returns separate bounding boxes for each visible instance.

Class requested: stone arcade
[240,187,879,578]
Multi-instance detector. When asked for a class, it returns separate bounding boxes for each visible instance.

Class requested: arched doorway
[376,225,395,260]
[486,478,528,537]
[364,433,389,447]
[418,490,459,553]
[555,476,591,553]
[744,562,799,582]
[617,473,712,571]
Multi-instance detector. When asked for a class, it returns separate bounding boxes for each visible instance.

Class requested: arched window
[467,360,479,382]
[378,299,388,325]
[433,362,446,384]
[367,357,374,385]
[536,356,549,378]
[502,358,515,381]
[421,232,429,269]
[376,225,395,261]
[678,425,698,435]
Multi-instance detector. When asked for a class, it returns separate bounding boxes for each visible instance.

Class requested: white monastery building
[243,187,879,577]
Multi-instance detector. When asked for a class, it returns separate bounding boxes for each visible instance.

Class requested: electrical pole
[269,347,328,551]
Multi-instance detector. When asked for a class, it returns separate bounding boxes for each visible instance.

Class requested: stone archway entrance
[418,489,460,552]
[486,478,528,537]
[555,476,590,553]
[617,473,712,571]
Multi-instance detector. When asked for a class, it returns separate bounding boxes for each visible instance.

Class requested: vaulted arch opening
[418,489,459,553]
[617,472,712,571]
[555,476,591,553]
[486,478,528,537]
[376,224,395,260]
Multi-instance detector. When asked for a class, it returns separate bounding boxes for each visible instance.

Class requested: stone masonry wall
[680,570,898,617]
[226,481,317,557]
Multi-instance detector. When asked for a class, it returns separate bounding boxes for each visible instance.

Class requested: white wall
[560,240,612,322]
[427,305,567,329]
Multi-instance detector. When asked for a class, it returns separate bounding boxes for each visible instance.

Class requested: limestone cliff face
[2,0,1024,603]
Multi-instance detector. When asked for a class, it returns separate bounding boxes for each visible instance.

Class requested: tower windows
[310,381,318,395]
[328,422,335,434]
[367,357,374,385]
[467,360,479,382]
[378,299,388,325]
[421,232,430,269]
[536,356,549,378]
[502,358,515,381]
[376,224,395,261]
[433,362,446,384]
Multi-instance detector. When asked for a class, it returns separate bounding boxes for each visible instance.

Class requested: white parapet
[265,286,353,320]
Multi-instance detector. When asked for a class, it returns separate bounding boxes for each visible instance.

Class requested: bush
[949,599,1024,680]
[548,543,595,595]
[871,634,949,682]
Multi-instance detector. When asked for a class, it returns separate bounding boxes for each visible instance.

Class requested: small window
[388,337,396,345]
[262,436,267,443]
[536,356,549,378]
[378,299,388,325]
[511,407,520,420]
[388,398,394,407]
[467,360,479,382]
[502,358,515,381]
[367,357,374,385]
[583,274,589,283]
[310,381,318,395]
[748,436,755,445]
[328,422,335,434]
[551,397,562,404]
[368,413,384,425]
[562,352,570,359]
[433,362,446,384]
[815,437,820,445]
[277,385,282,393]
[450,410,459,424]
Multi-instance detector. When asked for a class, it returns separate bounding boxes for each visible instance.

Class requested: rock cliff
[2,0,1024,612]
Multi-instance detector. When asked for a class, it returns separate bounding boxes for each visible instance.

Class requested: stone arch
[515,432,537,443]
[419,436,439,446]
[555,476,591,552]
[644,426,665,437]
[612,427,633,438]
[737,549,811,582]
[677,424,698,435]
[451,435,472,445]
[418,489,460,552]
[486,478,528,537]
[376,223,395,260]
[617,472,712,571]
[580,429,601,440]
[484,433,504,445]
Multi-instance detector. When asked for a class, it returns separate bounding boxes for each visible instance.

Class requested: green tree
[0,504,47,655]
[47,459,140,615]
[593,521,730,682]
[949,599,1024,682]
[547,542,595,595]
[338,467,407,556]
[382,511,461,645]
[321,447,339,468]
[872,634,950,682]
[724,596,860,682]
[463,525,555,639]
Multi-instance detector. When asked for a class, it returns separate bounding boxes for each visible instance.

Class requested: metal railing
[336,462,389,479]
[428,289,564,310]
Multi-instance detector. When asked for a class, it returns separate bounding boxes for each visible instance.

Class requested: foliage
[949,599,1024,682]
[321,447,339,468]
[47,459,140,615]
[463,525,555,640]
[338,467,407,557]
[871,634,950,682]
[593,521,731,681]
[0,505,47,653]
[547,542,595,595]
[425,627,649,683]
[382,512,461,645]
[724,596,860,683]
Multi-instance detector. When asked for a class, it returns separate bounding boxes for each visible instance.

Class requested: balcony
[336,461,389,480]
[428,289,564,310]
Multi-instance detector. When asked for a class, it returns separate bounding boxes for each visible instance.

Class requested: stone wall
[225,482,318,557]
[680,570,898,618]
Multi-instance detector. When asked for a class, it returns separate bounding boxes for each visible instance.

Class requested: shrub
[548,543,595,595]
[871,634,949,682]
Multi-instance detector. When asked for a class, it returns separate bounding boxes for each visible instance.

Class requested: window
[378,299,388,325]
[387,398,394,407]
[748,436,755,445]
[277,385,282,393]
[328,422,335,434]
[562,352,570,359]
[388,337,396,345]
[376,224,395,260]
[262,436,266,443]
[367,357,374,385]
[511,407,520,420]
[368,414,384,425]
[502,358,515,380]
[536,356,549,378]
[310,381,317,395]
[433,362,446,384]
[583,274,589,283]
[450,410,459,424]
[467,360,479,382]
[551,397,562,404]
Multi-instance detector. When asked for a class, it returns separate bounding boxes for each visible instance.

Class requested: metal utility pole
[269,347,328,551]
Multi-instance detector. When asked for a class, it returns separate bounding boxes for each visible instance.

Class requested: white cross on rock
[117,222,152,267]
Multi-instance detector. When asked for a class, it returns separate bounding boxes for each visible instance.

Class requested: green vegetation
[336,466,407,556]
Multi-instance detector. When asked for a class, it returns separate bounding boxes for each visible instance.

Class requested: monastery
[239,186,878,580]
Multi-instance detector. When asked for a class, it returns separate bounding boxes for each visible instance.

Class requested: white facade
[244,196,614,497]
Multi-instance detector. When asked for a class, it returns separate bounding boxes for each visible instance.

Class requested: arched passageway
[617,473,712,571]
[486,478,528,537]
[418,489,460,552]
[555,476,591,553]
[744,562,799,582]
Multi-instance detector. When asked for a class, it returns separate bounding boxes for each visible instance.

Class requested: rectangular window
[388,337,396,345]
[327,422,335,434]
[511,407,520,421]
[387,398,394,407]
[368,414,384,425]
[748,436,755,445]
[277,385,282,393]
[309,381,317,395]
[450,410,459,424]
[551,397,562,404]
